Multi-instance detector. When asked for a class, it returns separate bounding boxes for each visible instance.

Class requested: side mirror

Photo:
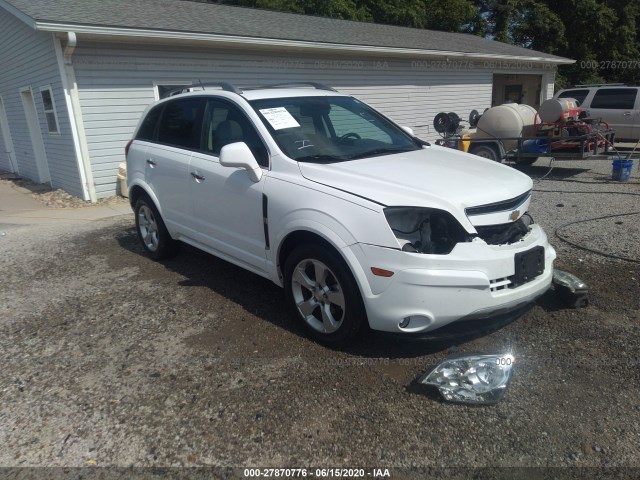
[400,126,414,136]
[219,142,263,182]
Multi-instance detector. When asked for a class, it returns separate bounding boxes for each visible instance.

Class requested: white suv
[126,83,555,344]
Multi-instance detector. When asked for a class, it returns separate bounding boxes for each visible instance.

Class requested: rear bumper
[345,224,555,334]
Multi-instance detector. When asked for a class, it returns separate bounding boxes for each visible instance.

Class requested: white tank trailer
[471,103,538,150]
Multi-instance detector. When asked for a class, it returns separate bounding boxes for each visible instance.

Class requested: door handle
[191,172,205,182]
[146,158,157,167]
[623,112,632,116]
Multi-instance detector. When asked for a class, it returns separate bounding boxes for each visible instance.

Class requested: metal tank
[538,98,580,123]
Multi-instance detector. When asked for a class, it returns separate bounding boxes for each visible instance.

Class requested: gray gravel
[523,156,640,263]
[1,158,639,475]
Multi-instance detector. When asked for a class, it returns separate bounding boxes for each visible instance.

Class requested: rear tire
[284,244,366,345]
[134,195,179,260]
[469,144,501,162]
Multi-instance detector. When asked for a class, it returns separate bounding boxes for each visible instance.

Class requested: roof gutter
[35,22,574,65]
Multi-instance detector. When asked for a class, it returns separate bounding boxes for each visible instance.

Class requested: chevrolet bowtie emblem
[509,210,520,222]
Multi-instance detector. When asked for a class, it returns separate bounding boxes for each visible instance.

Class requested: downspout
[53,31,97,202]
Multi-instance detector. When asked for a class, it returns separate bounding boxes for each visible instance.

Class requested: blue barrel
[612,159,634,182]
[522,138,549,153]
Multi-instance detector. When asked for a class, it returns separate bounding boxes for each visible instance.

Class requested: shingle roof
[3,0,572,62]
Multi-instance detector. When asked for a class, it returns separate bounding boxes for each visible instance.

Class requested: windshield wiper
[347,147,418,160]
[296,154,344,163]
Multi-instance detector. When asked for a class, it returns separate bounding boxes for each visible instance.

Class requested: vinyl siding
[0,10,81,195]
[72,42,555,197]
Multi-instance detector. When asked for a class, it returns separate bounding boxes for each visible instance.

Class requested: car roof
[241,88,348,100]
[162,85,349,102]
[560,85,639,90]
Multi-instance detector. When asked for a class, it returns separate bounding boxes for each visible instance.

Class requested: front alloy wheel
[284,245,365,345]
[291,258,346,334]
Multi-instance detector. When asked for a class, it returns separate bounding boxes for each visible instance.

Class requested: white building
[0,0,573,201]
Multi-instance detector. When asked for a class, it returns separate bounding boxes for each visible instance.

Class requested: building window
[39,87,60,134]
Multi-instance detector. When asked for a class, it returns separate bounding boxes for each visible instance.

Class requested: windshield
[250,96,421,163]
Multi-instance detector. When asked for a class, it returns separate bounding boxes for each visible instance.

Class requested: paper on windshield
[259,107,300,130]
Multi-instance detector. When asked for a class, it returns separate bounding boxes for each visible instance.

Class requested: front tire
[134,196,179,260]
[284,244,366,345]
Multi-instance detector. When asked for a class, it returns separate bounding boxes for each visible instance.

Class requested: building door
[0,96,18,174]
[492,74,543,108]
[20,88,51,184]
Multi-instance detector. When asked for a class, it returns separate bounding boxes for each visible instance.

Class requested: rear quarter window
[136,104,163,141]
[590,88,638,109]
[157,98,205,149]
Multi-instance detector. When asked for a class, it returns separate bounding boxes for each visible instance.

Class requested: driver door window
[201,100,269,167]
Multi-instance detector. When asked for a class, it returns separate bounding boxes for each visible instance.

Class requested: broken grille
[475,218,530,245]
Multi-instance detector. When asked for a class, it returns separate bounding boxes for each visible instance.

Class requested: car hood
[298,146,533,226]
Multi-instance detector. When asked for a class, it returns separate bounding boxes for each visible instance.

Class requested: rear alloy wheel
[284,245,365,345]
[470,144,500,162]
[134,196,179,260]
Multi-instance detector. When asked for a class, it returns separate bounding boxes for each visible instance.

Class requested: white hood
[298,146,532,226]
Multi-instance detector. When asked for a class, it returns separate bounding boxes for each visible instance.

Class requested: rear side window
[590,88,638,109]
[157,98,205,149]
[136,104,163,141]
[558,89,590,106]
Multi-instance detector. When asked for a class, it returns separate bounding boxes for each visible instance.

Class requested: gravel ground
[0,172,129,209]
[0,158,639,478]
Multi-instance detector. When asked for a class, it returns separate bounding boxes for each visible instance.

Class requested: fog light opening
[399,316,411,328]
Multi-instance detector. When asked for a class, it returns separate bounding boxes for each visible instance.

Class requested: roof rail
[259,82,338,92]
[166,82,243,97]
[573,83,626,88]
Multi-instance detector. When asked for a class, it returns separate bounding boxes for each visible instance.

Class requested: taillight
[125,139,133,158]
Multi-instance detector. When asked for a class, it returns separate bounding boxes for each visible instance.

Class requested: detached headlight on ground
[420,354,514,405]
[384,207,469,254]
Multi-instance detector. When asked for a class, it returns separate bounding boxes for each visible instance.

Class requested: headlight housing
[384,207,470,254]
[419,354,514,405]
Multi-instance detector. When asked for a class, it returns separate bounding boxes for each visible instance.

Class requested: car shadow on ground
[117,226,536,359]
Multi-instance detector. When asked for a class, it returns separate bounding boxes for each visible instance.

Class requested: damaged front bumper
[346,224,556,334]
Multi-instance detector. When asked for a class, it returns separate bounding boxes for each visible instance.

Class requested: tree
[210,0,640,86]
[423,0,481,33]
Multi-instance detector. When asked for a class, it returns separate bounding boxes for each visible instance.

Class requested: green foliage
[423,0,480,32]
[212,0,640,86]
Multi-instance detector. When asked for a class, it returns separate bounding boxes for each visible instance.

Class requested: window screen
[40,88,59,134]
[590,89,638,110]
